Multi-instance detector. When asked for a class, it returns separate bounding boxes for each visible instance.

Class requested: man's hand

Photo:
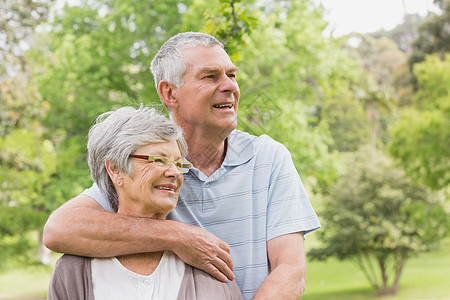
[171,223,234,282]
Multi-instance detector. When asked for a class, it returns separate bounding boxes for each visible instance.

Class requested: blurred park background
[1,0,449,299]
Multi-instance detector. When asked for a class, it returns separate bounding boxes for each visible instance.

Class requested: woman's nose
[165,162,181,178]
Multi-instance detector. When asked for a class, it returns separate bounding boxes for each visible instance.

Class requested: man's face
[172,45,240,136]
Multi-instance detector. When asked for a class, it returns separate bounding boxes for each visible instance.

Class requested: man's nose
[219,74,239,93]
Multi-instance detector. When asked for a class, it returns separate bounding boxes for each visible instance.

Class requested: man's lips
[213,103,233,109]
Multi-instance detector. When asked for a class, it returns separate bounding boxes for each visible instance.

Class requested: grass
[0,264,51,300]
[303,235,450,300]
[0,240,449,299]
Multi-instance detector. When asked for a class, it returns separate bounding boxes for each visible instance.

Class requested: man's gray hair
[150,32,224,101]
[87,104,188,212]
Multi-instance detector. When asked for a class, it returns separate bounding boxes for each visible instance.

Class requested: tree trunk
[377,257,389,295]
[391,260,405,294]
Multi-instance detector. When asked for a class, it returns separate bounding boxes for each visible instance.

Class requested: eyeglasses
[130,155,192,173]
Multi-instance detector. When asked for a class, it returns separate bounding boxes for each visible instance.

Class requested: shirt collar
[223,130,255,166]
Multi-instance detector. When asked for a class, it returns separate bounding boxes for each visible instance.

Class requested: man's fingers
[217,245,234,269]
[212,255,235,281]
[219,239,231,253]
[173,224,236,281]
[203,263,229,282]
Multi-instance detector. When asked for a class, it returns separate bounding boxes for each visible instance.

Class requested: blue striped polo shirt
[82,129,320,299]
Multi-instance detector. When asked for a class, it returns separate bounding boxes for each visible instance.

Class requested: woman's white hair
[87,104,187,212]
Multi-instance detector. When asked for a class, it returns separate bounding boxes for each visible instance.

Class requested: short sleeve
[266,143,321,240]
[81,183,112,212]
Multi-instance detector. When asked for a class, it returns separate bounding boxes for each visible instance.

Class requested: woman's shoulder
[56,254,89,266]
[178,265,244,300]
[53,254,91,277]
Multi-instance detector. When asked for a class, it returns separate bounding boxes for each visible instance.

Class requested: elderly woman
[47,105,243,300]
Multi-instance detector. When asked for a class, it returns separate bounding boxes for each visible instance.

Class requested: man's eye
[228,73,236,78]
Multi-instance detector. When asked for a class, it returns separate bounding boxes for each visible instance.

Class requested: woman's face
[118,140,184,219]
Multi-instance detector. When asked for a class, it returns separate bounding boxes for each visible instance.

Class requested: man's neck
[184,130,228,177]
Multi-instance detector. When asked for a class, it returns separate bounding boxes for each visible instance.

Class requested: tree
[321,93,370,152]
[370,13,424,54]
[0,75,57,266]
[37,0,189,137]
[409,0,450,70]
[0,0,54,74]
[182,0,258,60]
[342,34,404,148]
[0,128,56,266]
[309,147,448,295]
[389,53,450,190]
[345,34,407,87]
[0,0,59,266]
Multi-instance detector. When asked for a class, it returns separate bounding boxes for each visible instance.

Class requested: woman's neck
[116,251,164,276]
[114,209,166,275]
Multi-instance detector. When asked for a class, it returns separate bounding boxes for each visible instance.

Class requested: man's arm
[43,195,234,282]
[253,232,306,300]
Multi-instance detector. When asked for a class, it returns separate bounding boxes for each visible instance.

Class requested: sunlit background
[1,0,449,299]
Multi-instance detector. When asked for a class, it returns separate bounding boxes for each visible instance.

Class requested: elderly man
[43,32,320,300]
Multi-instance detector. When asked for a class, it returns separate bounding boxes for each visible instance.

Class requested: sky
[315,0,441,37]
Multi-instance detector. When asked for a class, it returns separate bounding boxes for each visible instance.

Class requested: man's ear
[158,80,179,109]
[105,160,123,186]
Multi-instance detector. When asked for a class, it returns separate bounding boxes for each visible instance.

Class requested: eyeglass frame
[129,154,193,173]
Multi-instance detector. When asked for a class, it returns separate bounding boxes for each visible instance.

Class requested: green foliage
[346,34,407,87]
[409,0,450,69]
[36,0,187,137]
[309,147,448,295]
[238,98,339,190]
[0,0,54,74]
[414,53,450,106]
[389,54,450,190]
[370,13,425,54]
[0,207,47,267]
[37,136,93,213]
[183,0,258,60]
[321,95,370,152]
[0,129,57,265]
[0,41,58,264]
[342,34,402,149]
[0,76,47,136]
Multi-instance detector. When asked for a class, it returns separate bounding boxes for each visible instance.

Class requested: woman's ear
[105,160,123,186]
[158,80,179,109]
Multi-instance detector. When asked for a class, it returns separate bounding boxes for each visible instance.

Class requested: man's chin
[218,120,237,138]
